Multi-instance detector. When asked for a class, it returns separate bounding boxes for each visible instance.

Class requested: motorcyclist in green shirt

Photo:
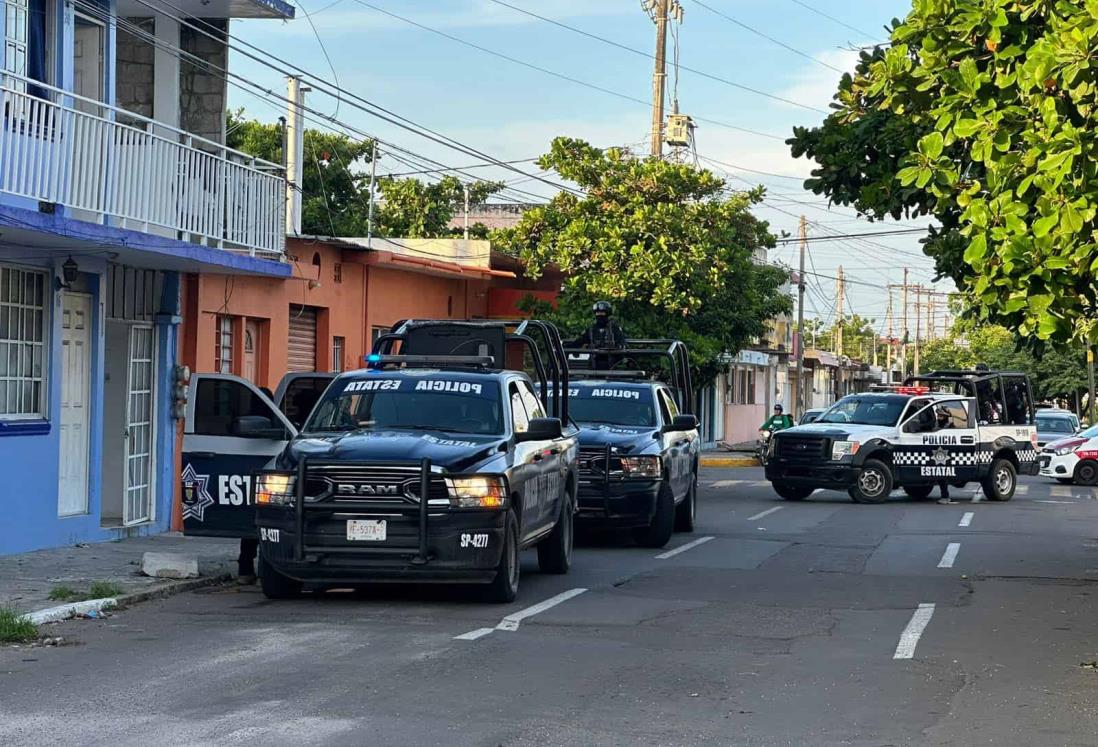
[761,404,794,432]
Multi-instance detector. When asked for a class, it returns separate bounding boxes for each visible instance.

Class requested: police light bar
[364,354,496,369]
[894,385,930,395]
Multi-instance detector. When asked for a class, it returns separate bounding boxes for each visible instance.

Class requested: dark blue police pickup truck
[563,339,700,547]
[251,320,577,602]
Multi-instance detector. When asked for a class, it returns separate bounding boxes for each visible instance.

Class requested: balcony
[0,73,285,259]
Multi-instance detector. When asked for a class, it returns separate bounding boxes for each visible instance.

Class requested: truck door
[182,374,297,538]
[896,398,978,485]
[658,389,690,498]
[272,372,336,430]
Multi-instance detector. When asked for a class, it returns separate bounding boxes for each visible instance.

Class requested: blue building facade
[0,0,293,554]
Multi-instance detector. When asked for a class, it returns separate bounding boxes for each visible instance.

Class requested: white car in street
[1039,424,1098,485]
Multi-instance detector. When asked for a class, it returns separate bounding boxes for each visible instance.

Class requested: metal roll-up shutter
[287,305,318,372]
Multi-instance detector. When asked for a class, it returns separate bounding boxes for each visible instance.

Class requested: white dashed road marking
[1036,499,1077,504]
[894,603,936,660]
[1015,484,1029,496]
[655,535,715,559]
[937,542,961,569]
[454,588,588,641]
[747,506,784,521]
[959,512,974,528]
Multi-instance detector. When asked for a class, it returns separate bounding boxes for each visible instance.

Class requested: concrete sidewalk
[0,534,239,616]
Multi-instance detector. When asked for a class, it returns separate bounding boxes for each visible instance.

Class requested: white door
[124,325,156,525]
[59,293,92,517]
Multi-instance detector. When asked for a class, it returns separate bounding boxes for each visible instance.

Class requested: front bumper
[1039,451,1077,480]
[576,476,661,528]
[258,507,506,584]
[765,460,858,488]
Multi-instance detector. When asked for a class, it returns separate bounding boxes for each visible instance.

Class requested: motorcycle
[756,429,772,466]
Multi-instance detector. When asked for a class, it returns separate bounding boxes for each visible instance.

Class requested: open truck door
[182,374,298,538]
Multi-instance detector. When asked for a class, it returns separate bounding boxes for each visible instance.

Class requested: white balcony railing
[0,73,285,258]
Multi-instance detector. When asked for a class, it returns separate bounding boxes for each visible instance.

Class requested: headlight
[832,441,860,460]
[445,476,508,508]
[1055,445,1078,456]
[620,455,661,478]
[255,471,296,506]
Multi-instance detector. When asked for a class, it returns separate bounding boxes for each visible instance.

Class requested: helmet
[592,300,613,315]
[773,404,783,412]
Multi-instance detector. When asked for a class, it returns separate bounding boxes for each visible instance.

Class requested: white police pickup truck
[766,370,1039,503]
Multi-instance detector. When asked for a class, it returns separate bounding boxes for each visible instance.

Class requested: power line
[347,0,787,141]
[126,0,584,198]
[696,154,807,183]
[687,0,843,72]
[773,228,929,244]
[385,158,540,177]
[786,0,881,40]
[481,0,828,114]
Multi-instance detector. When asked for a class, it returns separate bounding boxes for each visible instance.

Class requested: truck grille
[303,463,449,505]
[776,436,829,462]
[579,446,620,476]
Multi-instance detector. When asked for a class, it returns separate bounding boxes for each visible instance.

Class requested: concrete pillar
[153,14,180,131]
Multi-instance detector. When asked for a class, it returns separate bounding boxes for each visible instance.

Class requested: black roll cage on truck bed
[564,338,694,414]
[903,369,1036,425]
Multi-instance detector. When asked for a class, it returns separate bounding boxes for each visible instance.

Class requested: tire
[848,459,893,504]
[258,556,303,600]
[1074,460,1098,487]
[633,484,675,548]
[486,511,520,602]
[675,474,697,532]
[982,458,1017,501]
[537,491,574,574]
[773,483,814,501]
[903,485,934,500]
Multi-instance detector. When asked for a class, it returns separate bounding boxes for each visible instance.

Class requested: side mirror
[663,414,699,433]
[232,415,285,439]
[516,417,563,442]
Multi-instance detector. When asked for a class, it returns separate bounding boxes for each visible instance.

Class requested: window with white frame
[214,316,233,374]
[0,265,47,417]
[332,336,344,373]
[3,0,29,90]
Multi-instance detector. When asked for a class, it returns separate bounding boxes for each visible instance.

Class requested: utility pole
[462,184,470,240]
[886,292,894,382]
[792,216,807,417]
[835,266,845,357]
[901,268,909,380]
[649,0,670,157]
[914,285,922,376]
[1089,348,1096,424]
[366,139,379,249]
[284,76,310,236]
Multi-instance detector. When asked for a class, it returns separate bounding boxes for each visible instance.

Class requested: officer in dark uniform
[573,300,627,349]
[572,301,627,371]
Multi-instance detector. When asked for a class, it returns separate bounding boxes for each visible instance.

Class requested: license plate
[346,520,386,541]
[1039,456,1051,468]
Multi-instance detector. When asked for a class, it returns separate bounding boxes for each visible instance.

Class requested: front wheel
[486,511,521,602]
[773,483,814,501]
[633,485,675,548]
[848,459,894,504]
[537,492,574,574]
[1074,460,1098,487]
[258,556,303,600]
[982,458,1017,501]
[675,474,697,532]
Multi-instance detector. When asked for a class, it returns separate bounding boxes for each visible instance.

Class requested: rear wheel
[633,484,675,548]
[258,556,303,600]
[982,458,1017,501]
[675,475,697,532]
[773,483,814,501]
[848,459,893,504]
[1074,460,1098,487]
[903,485,934,500]
[537,492,574,574]
[486,511,520,602]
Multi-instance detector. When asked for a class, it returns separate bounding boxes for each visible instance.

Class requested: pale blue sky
[231,1,948,329]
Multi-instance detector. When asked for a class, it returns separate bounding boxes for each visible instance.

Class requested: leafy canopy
[789,2,1098,344]
[495,137,792,383]
[226,111,501,238]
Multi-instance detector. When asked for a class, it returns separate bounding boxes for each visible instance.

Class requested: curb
[20,572,231,626]
[700,456,759,468]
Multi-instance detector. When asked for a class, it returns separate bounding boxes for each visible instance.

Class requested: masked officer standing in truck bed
[573,301,627,350]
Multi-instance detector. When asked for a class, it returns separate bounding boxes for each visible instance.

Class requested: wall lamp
[56,257,79,290]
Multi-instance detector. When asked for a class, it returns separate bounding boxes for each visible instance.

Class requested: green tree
[226,111,502,238]
[495,137,792,383]
[788,3,1098,344]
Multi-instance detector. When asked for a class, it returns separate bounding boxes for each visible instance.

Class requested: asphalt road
[4,469,1098,746]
